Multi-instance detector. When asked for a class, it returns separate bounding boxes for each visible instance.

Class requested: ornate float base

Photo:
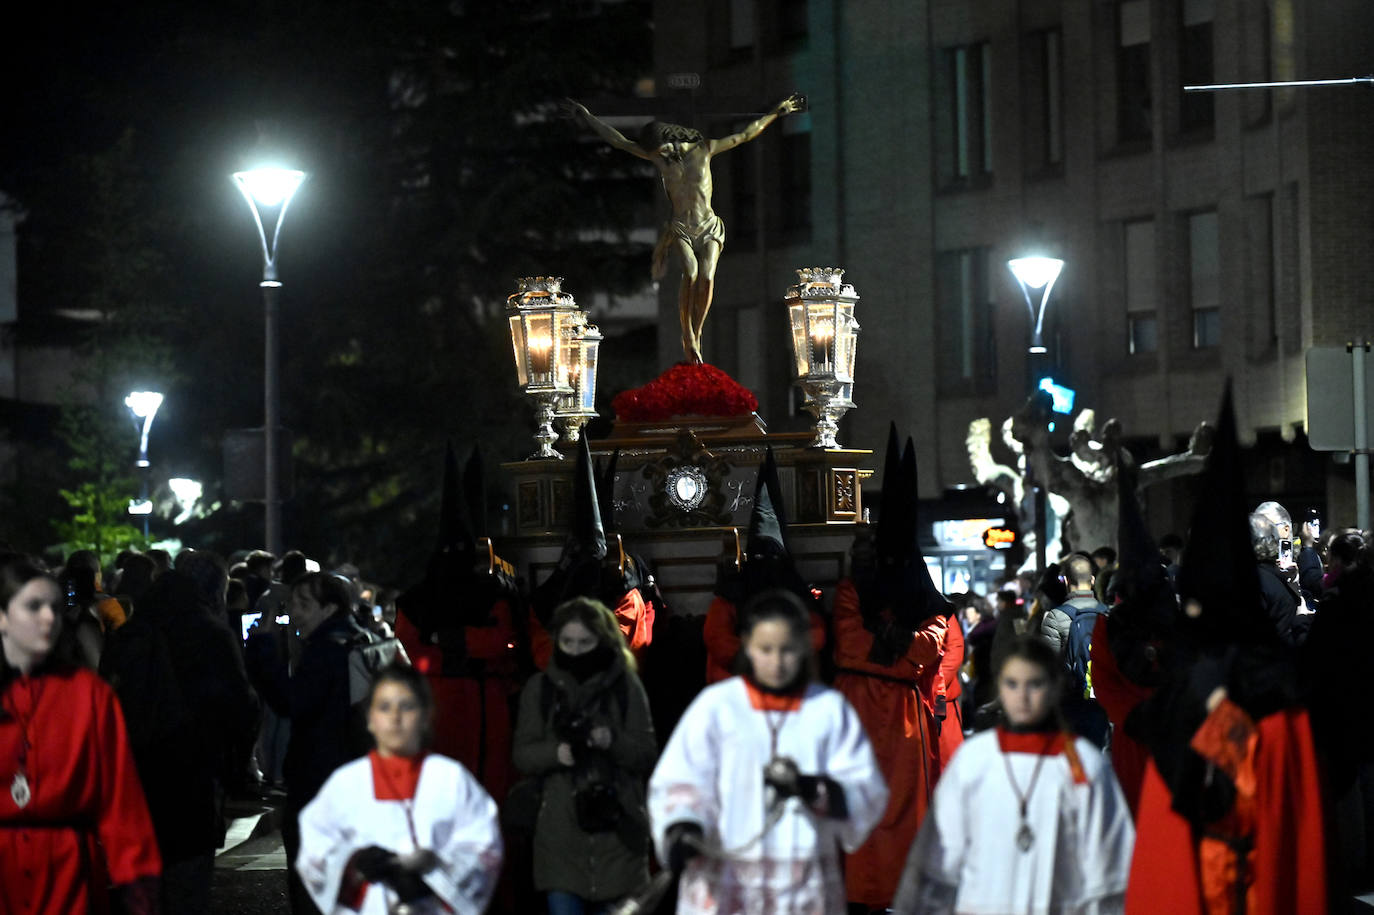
[501,420,872,615]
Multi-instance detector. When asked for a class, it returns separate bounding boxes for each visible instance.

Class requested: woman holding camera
[650,589,889,915]
[512,596,657,915]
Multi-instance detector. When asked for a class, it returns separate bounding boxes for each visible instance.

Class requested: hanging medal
[10,771,30,809]
[1001,734,1053,854]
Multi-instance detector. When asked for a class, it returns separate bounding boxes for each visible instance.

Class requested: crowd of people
[2,395,1371,914]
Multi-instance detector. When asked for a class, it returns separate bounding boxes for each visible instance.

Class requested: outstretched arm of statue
[967,417,1019,501]
[708,92,806,154]
[566,98,653,160]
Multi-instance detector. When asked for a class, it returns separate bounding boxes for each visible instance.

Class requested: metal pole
[263,277,281,556]
[1355,340,1370,531]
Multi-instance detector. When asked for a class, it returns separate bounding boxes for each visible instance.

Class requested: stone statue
[567,93,806,364]
[967,392,1213,565]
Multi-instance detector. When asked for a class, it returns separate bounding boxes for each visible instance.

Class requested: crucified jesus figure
[568,93,806,364]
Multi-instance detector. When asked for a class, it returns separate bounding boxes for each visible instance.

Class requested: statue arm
[567,98,653,160]
[708,93,805,155]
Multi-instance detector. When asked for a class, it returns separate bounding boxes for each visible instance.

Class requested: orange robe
[394,601,521,802]
[932,615,965,776]
[1126,704,1327,915]
[1088,613,1153,816]
[831,578,947,908]
[701,595,828,684]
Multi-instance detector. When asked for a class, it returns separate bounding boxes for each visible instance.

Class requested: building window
[939,42,993,184]
[936,248,996,393]
[1117,0,1152,144]
[1023,29,1064,173]
[730,0,756,50]
[1188,210,1220,348]
[730,131,759,250]
[768,119,812,243]
[1125,218,1157,354]
[777,0,807,49]
[1180,0,1215,131]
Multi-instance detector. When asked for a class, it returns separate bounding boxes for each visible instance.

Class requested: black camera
[554,708,594,747]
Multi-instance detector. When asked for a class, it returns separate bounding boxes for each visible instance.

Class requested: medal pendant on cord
[1016,821,1034,852]
[11,772,31,809]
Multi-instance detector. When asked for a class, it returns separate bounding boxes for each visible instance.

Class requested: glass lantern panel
[807,303,838,375]
[526,312,555,384]
[788,303,809,378]
[837,308,858,383]
[508,315,530,387]
[580,340,600,410]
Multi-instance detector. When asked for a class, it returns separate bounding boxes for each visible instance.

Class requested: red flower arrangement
[612,363,759,422]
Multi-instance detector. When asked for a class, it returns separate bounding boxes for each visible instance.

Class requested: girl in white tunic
[649,589,889,915]
[297,663,503,915]
[892,637,1134,915]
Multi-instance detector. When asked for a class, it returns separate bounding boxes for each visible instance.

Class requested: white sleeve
[1074,741,1135,912]
[648,689,722,864]
[295,771,354,915]
[422,763,505,915]
[822,693,890,852]
[891,755,965,915]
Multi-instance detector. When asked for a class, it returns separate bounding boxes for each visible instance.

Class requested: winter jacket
[101,571,259,860]
[1257,562,1310,648]
[1036,604,1072,659]
[512,652,657,903]
[247,611,371,811]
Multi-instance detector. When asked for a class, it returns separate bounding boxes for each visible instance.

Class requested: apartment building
[647,0,1373,532]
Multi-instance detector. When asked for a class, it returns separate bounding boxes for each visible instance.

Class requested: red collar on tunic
[743,679,804,712]
[368,750,426,800]
[996,727,1065,755]
[995,728,1088,784]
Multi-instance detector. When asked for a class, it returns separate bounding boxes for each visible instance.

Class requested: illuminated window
[1125,218,1158,354]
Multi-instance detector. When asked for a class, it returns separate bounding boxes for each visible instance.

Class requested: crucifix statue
[567,93,806,364]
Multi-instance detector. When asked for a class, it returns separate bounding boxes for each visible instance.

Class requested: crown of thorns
[639,121,703,148]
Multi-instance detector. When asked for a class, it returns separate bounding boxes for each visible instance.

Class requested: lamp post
[506,277,580,459]
[233,167,306,556]
[125,391,163,538]
[1007,256,1064,574]
[784,267,861,449]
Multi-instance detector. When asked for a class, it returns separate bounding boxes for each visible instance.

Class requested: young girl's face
[997,656,1057,728]
[557,620,599,656]
[367,680,427,758]
[743,619,806,690]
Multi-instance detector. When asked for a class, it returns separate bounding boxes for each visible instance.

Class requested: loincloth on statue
[651,213,726,279]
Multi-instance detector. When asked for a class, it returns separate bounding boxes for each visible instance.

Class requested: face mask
[555,642,615,681]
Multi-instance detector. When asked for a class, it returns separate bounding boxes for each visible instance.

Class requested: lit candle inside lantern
[529,333,553,377]
[811,318,834,370]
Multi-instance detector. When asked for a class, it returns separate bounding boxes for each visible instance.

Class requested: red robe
[1,667,161,914]
[1088,613,1153,816]
[701,595,828,684]
[394,602,520,803]
[1126,704,1327,915]
[830,578,947,908]
[931,616,965,776]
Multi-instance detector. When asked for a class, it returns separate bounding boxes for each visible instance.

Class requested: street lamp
[1007,256,1063,355]
[125,391,163,538]
[1007,256,1064,574]
[233,167,306,556]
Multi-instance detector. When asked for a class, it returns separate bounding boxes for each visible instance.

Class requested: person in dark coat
[100,555,259,915]
[512,596,657,914]
[1251,511,1312,648]
[246,571,373,915]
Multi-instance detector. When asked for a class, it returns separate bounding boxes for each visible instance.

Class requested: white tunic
[649,677,889,915]
[297,753,503,915]
[892,730,1134,915]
